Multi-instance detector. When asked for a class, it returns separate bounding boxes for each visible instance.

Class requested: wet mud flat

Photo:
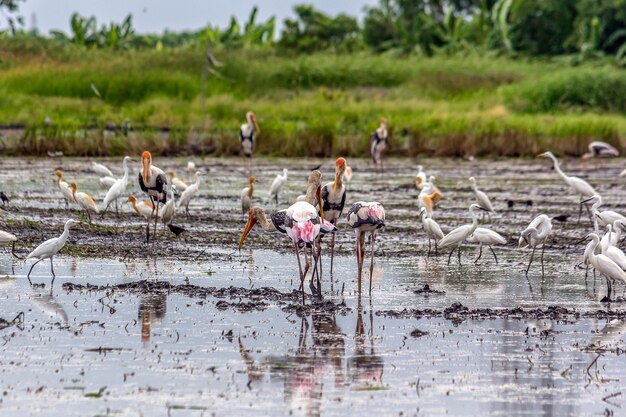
[0,156,626,416]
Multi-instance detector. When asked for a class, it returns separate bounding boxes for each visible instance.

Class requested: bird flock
[0,113,624,305]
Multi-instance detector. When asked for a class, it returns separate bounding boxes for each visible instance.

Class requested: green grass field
[1,38,625,157]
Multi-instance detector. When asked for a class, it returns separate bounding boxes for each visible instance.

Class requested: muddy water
[0,156,625,416]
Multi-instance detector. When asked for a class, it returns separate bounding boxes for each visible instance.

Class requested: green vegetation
[0,1,625,157]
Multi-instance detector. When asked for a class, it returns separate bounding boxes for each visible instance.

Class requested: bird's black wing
[321,185,331,213]
[138,172,148,193]
[338,189,347,217]
[346,202,362,228]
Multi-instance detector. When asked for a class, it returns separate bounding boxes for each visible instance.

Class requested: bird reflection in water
[138,292,167,345]
[348,297,384,389]
[30,286,69,328]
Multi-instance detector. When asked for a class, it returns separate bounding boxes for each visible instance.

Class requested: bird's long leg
[115,199,119,217]
[435,241,438,257]
[49,257,55,285]
[310,247,319,297]
[26,259,42,284]
[303,246,311,283]
[457,246,462,266]
[147,200,156,244]
[447,249,454,265]
[427,239,431,258]
[315,237,323,297]
[11,241,23,260]
[540,243,546,276]
[525,246,536,276]
[330,231,336,276]
[294,243,305,304]
[355,234,362,292]
[153,197,161,241]
[87,209,92,224]
[577,196,583,224]
[186,204,190,219]
[489,246,498,264]
[474,244,483,264]
[369,232,376,295]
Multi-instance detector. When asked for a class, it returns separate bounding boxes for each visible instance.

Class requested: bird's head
[308,170,322,187]
[469,176,476,183]
[239,207,261,250]
[247,111,260,133]
[141,151,152,185]
[167,170,175,179]
[69,182,77,193]
[470,203,488,213]
[380,117,387,127]
[55,170,63,180]
[334,158,347,195]
[537,151,554,159]
[316,186,325,223]
[128,195,137,205]
[124,156,136,163]
[335,157,347,171]
[249,176,256,185]
[66,219,80,228]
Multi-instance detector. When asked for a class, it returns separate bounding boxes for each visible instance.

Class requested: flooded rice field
[0,155,625,416]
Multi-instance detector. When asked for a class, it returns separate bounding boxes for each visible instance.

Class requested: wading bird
[161,186,176,228]
[55,170,74,209]
[241,176,256,222]
[419,207,444,257]
[585,233,626,301]
[91,161,113,177]
[342,164,353,185]
[600,220,624,253]
[538,151,596,222]
[518,214,553,275]
[469,176,495,221]
[418,176,442,218]
[415,165,427,191]
[0,230,18,258]
[168,170,188,192]
[602,224,626,271]
[99,176,116,189]
[138,151,168,243]
[439,204,487,265]
[467,227,507,264]
[240,111,260,158]
[370,118,387,173]
[178,172,202,218]
[69,182,99,223]
[102,156,133,217]
[187,161,196,182]
[582,194,626,234]
[347,202,385,294]
[321,157,347,274]
[25,219,79,285]
[581,141,619,170]
[269,168,288,207]
[128,195,159,221]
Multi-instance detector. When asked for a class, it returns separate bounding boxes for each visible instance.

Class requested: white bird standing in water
[25,219,80,284]
[439,204,488,265]
[467,228,507,264]
[168,170,188,192]
[240,111,260,158]
[370,118,388,173]
[538,151,596,222]
[415,165,427,190]
[600,220,624,253]
[0,230,19,258]
[582,194,626,234]
[585,233,626,301]
[419,207,444,257]
[241,176,256,221]
[178,172,202,218]
[102,156,133,217]
[91,161,113,177]
[187,161,197,182]
[161,186,176,227]
[99,176,116,189]
[602,224,626,271]
[469,176,494,221]
[518,214,552,275]
[269,168,288,207]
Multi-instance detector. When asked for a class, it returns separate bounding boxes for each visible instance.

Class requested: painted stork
[321,157,347,275]
[582,141,619,170]
[269,168,288,207]
[54,170,74,209]
[138,151,168,243]
[102,156,133,217]
[241,176,256,222]
[439,204,488,265]
[538,151,596,223]
[178,172,202,218]
[69,182,99,223]
[518,214,552,275]
[240,111,260,158]
[419,207,444,257]
[466,227,507,264]
[370,118,387,173]
[469,176,495,222]
[346,201,385,294]
[25,219,80,285]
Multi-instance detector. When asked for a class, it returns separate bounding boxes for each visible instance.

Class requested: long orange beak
[142,157,149,186]
[239,213,257,250]
[252,116,260,134]
[317,186,325,223]
[537,152,546,157]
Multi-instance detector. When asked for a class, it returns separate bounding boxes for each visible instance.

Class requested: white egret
[439,204,487,265]
[178,172,202,218]
[101,156,133,217]
[91,161,113,177]
[467,227,507,263]
[518,214,553,275]
[69,182,99,223]
[269,168,288,207]
[25,219,80,284]
[419,207,444,257]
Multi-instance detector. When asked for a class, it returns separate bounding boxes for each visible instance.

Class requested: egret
[538,151,596,222]
[321,157,347,274]
[347,201,385,294]
[178,172,202,218]
[168,170,188,192]
[602,224,626,271]
[518,214,553,275]
[69,182,99,223]
[600,220,624,253]
[467,228,507,264]
[439,204,488,265]
[25,219,80,285]
[370,118,388,173]
[101,156,133,217]
[138,151,168,243]
[342,165,353,185]
[586,233,626,300]
[54,170,74,209]
[0,230,19,258]
[128,195,159,221]
[161,186,176,227]
[241,176,256,222]
[240,111,260,158]
[91,161,113,177]
[187,161,197,182]
[99,176,116,189]
[581,194,626,234]
[419,207,444,257]
[469,176,495,221]
[269,168,288,207]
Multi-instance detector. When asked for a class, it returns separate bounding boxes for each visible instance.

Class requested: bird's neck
[305,183,317,205]
[471,182,477,192]
[194,175,201,186]
[60,224,72,242]
[247,182,254,198]
[333,172,343,196]
[130,200,142,216]
[122,160,129,180]
[550,156,567,180]
[257,211,275,231]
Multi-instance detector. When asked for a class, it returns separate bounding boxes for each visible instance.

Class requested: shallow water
[0,156,625,416]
